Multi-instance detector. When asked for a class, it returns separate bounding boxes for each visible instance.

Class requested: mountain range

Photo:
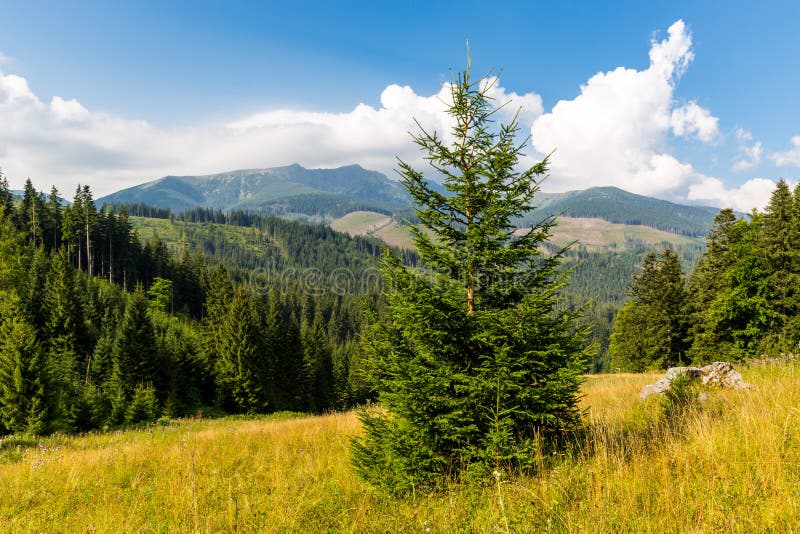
[97,163,726,237]
[97,164,409,218]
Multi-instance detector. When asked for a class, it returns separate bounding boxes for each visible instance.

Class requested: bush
[125,385,161,425]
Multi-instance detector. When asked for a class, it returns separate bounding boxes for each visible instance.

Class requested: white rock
[640,361,751,400]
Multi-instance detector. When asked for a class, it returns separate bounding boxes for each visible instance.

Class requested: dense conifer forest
[610,180,800,370]
[0,174,397,435]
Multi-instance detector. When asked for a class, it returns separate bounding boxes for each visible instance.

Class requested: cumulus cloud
[731,128,763,172]
[688,176,777,212]
[771,135,800,168]
[528,20,770,209]
[50,96,90,122]
[671,102,719,142]
[0,28,778,213]
[0,62,543,197]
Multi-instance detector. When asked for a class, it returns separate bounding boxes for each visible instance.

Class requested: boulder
[640,361,750,400]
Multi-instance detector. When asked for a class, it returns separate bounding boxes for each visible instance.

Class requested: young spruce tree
[352,61,588,493]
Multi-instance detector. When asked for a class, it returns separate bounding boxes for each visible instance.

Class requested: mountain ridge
[97,163,410,217]
[97,164,727,236]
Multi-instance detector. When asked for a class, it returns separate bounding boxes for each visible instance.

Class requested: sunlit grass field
[2,365,799,532]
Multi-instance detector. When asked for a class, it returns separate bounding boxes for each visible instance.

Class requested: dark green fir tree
[352,60,588,493]
[0,295,51,435]
[609,248,689,371]
[215,287,268,413]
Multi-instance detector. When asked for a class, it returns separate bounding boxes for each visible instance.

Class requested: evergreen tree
[761,181,800,341]
[701,221,774,360]
[64,188,84,270]
[18,179,44,245]
[215,287,268,413]
[301,310,334,412]
[24,247,50,332]
[0,169,14,218]
[686,210,746,361]
[80,185,98,277]
[0,297,51,435]
[111,286,160,399]
[44,250,84,420]
[352,63,587,492]
[147,277,173,313]
[262,291,293,410]
[44,186,63,251]
[202,263,233,374]
[609,249,689,371]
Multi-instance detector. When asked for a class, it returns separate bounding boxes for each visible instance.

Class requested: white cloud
[0,63,542,197]
[527,20,769,209]
[771,135,800,167]
[731,128,762,172]
[688,176,776,212]
[671,102,719,142]
[50,96,90,122]
[0,71,40,106]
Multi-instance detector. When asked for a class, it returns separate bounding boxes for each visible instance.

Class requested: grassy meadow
[329,211,705,253]
[2,364,799,532]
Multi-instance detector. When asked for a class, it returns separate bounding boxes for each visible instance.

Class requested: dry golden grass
[329,211,393,237]
[2,365,799,532]
[329,212,703,254]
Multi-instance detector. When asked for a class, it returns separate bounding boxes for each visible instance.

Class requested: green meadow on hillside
[330,211,705,253]
[2,365,798,532]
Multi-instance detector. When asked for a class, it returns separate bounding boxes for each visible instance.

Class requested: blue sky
[1,0,798,209]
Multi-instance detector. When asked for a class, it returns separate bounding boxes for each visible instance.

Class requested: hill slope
[98,164,409,218]
[521,186,723,237]
[2,366,796,531]
[331,211,706,253]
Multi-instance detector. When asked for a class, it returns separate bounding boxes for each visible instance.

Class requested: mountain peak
[97,163,410,215]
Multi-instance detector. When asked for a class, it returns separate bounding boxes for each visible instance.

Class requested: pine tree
[609,249,689,371]
[0,297,51,435]
[352,62,588,492]
[41,186,63,251]
[0,169,14,219]
[215,287,268,413]
[301,310,334,412]
[202,263,233,373]
[64,188,84,270]
[262,291,293,410]
[761,181,800,332]
[147,277,173,313]
[18,179,44,245]
[44,249,84,419]
[686,209,747,360]
[25,247,50,332]
[80,186,98,277]
[111,286,160,399]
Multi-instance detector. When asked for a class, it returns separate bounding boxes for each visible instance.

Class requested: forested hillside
[0,175,402,436]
